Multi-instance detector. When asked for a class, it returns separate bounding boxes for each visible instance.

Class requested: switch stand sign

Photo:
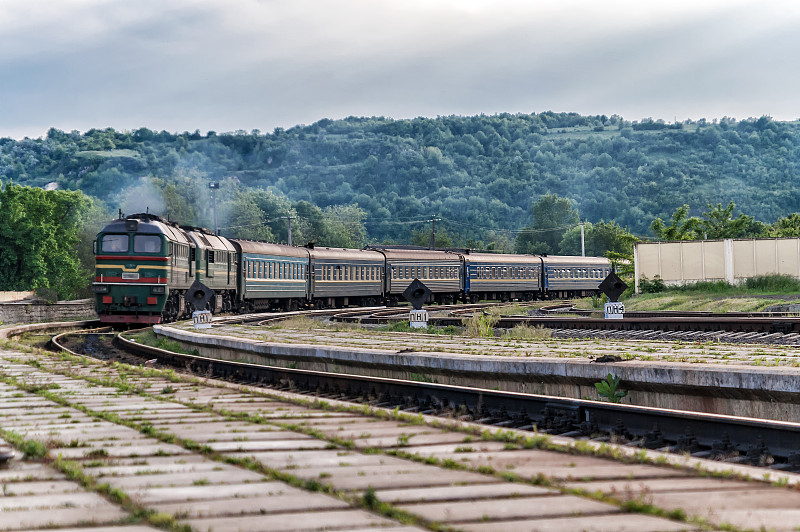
[598,271,628,320]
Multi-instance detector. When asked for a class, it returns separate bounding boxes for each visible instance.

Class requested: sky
[1,0,799,139]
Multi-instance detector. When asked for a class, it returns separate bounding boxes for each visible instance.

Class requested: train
[93,213,612,324]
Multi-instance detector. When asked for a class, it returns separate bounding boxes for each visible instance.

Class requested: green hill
[2,113,798,246]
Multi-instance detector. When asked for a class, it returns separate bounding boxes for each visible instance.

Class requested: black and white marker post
[403,279,432,328]
[598,271,628,320]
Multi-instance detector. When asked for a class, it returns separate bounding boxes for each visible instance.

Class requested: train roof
[541,255,611,265]
[185,229,236,252]
[369,247,461,262]
[230,240,310,258]
[463,252,541,264]
[307,247,384,261]
[99,214,191,244]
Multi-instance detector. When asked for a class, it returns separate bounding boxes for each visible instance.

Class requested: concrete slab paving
[325,469,503,491]
[286,463,437,480]
[90,461,230,476]
[150,491,350,518]
[0,480,83,496]
[398,495,619,523]
[99,468,266,489]
[0,506,128,531]
[0,491,115,511]
[344,528,428,532]
[355,432,470,448]
[14,528,163,532]
[704,509,800,532]
[375,482,556,503]
[565,476,772,494]
[0,463,65,482]
[49,442,191,459]
[227,449,382,469]
[458,513,697,532]
[183,509,400,532]
[130,481,298,504]
[202,438,331,452]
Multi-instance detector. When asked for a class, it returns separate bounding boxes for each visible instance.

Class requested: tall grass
[463,313,500,338]
[642,274,800,295]
[744,274,800,292]
[502,324,552,340]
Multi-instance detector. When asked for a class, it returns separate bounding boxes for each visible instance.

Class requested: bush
[638,276,665,293]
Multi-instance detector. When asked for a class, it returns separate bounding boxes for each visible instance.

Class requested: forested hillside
[2,112,799,248]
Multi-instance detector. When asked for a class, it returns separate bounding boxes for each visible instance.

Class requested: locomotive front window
[134,235,161,253]
[101,234,128,253]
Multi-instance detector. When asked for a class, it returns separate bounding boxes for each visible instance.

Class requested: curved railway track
[327,305,800,345]
[42,320,800,473]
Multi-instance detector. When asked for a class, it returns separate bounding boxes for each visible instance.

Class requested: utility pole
[428,215,436,249]
[277,215,296,246]
[209,182,220,235]
[580,218,585,257]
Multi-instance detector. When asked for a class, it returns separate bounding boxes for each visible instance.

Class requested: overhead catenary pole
[429,215,436,249]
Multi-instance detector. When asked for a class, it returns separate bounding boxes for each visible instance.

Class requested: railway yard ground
[6,303,800,531]
[3,335,800,532]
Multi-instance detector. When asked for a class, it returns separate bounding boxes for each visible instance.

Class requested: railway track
[328,304,800,345]
[45,323,800,473]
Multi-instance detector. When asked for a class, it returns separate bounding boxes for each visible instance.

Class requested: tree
[0,182,91,299]
[559,220,637,257]
[650,205,701,240]
[219,190,274,241]
[515,194,578,254]
[770,213,800,237]
[319,204,367,248]
[699,202,765,238]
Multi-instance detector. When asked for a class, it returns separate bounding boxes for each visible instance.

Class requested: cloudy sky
[1,0,798,139]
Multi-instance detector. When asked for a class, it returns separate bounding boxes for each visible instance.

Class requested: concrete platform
[155,322,800,419]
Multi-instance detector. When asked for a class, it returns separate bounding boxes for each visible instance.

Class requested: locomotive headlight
[150,285,166,294]
[93,285,109,293]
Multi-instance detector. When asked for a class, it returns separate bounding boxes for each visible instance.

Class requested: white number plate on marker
[604,302,625,319]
